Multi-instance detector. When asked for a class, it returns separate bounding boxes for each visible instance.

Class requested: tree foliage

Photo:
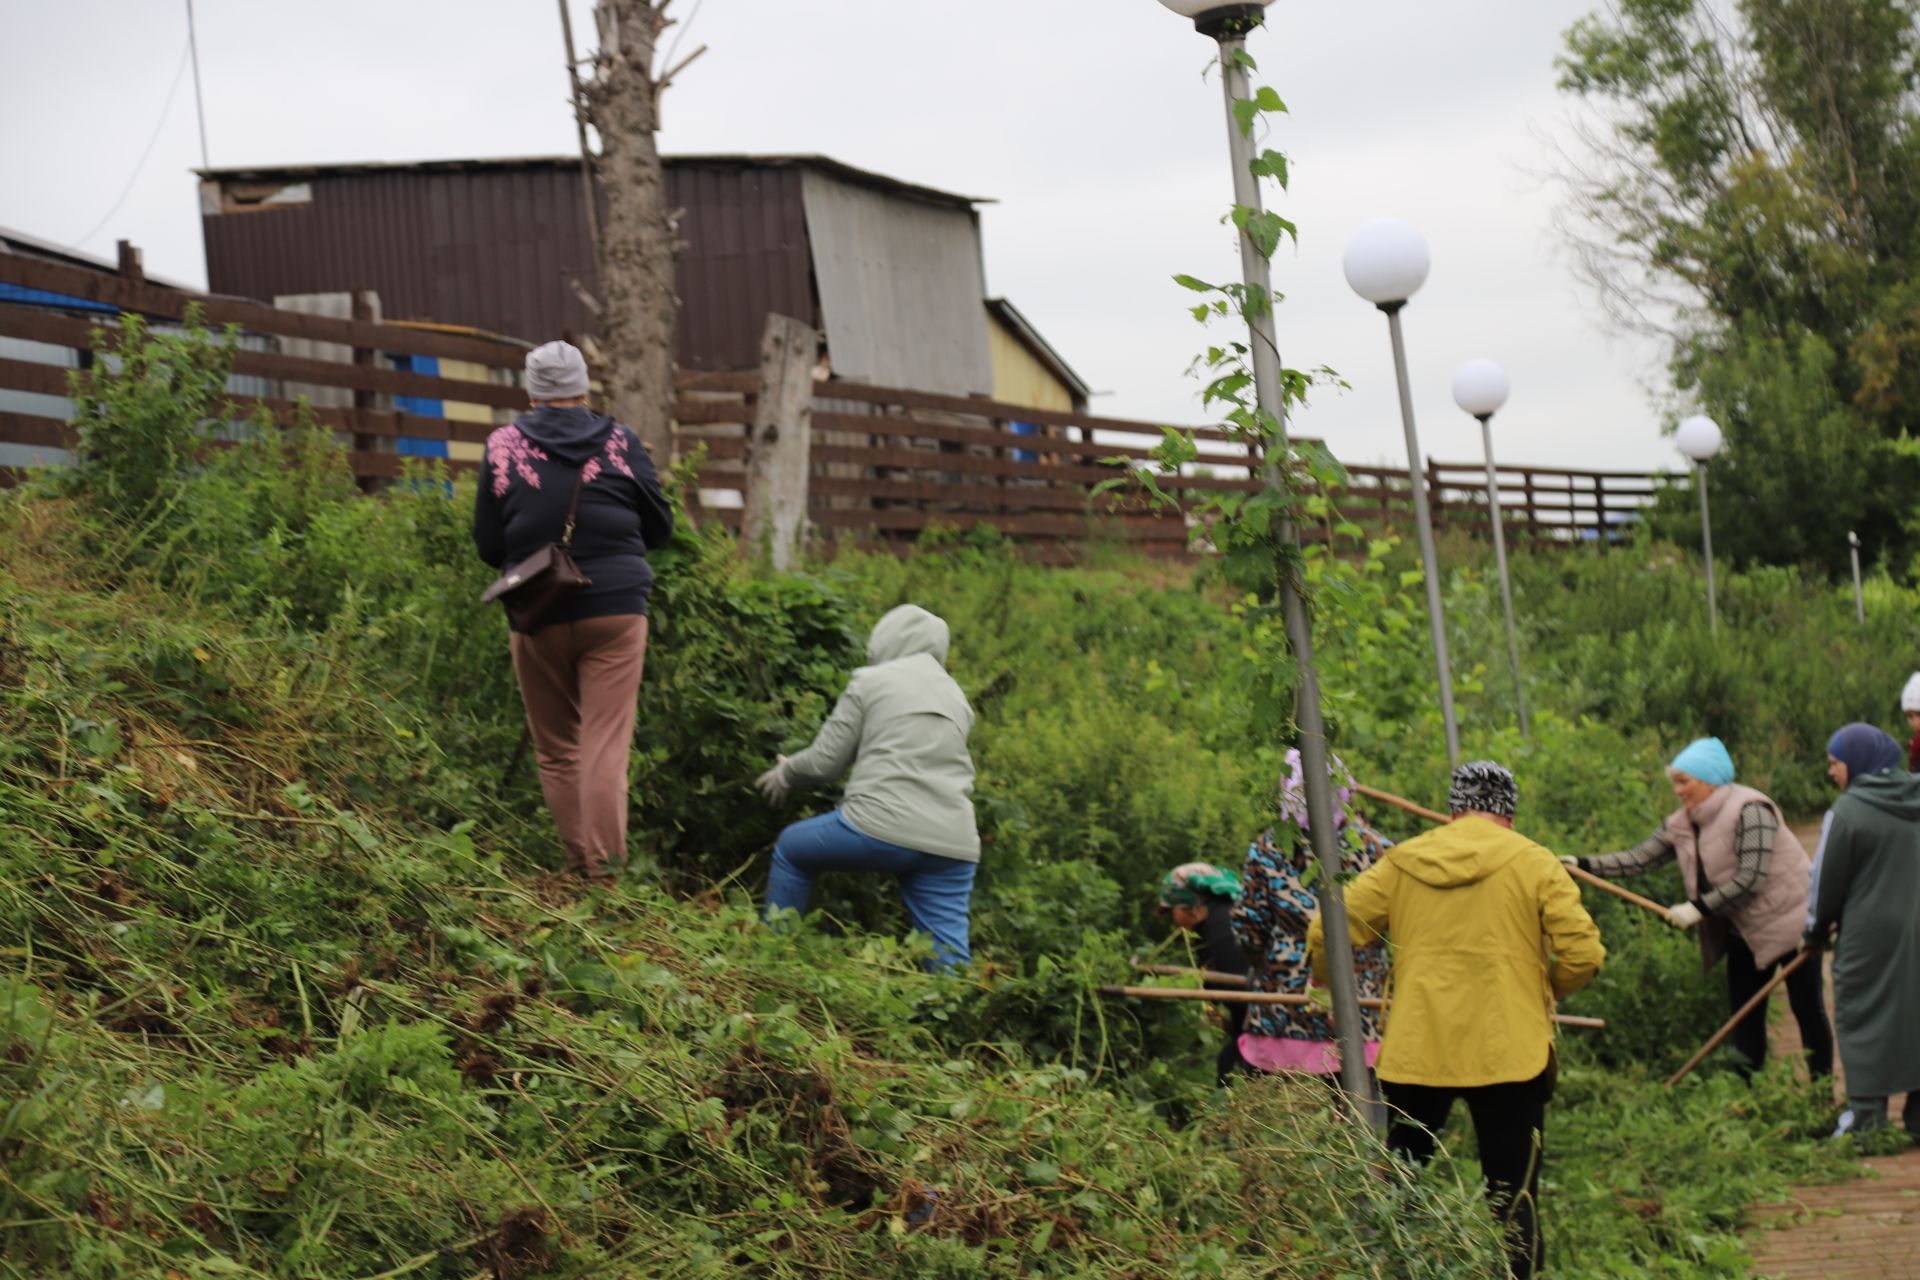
[1557,0,1920,570]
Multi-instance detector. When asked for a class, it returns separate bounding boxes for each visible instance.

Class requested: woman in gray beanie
[473,340,674,881]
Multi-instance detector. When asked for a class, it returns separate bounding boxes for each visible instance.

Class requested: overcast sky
[0,0,1684,472]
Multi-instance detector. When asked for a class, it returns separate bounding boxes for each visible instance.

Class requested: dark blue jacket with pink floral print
[1231,819,1393,1042]
[472,406,674,631]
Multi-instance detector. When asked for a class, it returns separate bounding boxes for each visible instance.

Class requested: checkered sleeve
[1696,802,1775,915]
[1580,828,1676,879]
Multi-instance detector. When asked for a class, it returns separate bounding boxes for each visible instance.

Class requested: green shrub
[63,307,238,532]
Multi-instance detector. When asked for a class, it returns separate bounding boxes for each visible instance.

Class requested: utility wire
[75,40,193,251]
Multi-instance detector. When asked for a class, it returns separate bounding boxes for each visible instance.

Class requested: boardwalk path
[1743,821,1919,1278]
[1747,1151,1920,1278]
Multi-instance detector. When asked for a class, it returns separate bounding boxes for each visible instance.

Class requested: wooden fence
[683,376,1668,555]
[0,250,1673,556]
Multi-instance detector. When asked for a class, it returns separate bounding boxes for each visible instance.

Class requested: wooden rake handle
[1134,962,1252,987]
[1563,863,1670,917]
[1353,783,1448,824]
[1663,949,1812,1087]
[1102,982,1605,1029]
[1352,782,1670,920]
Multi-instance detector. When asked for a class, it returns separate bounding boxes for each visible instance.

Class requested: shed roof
[197,153,992,212]
[0,225,199,293]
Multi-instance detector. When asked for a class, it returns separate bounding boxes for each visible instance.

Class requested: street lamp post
[1848,531,1865,625]
[1157,0,1371,1109]
[1344,218,1460,767]
[1452,359,1528,737]
[1675,415,1724,632]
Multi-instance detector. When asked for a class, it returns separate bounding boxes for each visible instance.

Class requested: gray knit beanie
[525,340,590,401]
[1448,760,1517,819]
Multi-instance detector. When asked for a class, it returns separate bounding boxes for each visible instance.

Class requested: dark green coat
[1811,771,1920,1099]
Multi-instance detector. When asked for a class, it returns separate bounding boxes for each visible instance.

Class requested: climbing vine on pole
[1102,46,1351,735]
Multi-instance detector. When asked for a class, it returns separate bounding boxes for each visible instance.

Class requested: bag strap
[561,464,588,549]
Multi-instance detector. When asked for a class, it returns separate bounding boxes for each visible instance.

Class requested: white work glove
[1666,901,1703,930]
[755,755,791,804]
[1559,856,1581,869]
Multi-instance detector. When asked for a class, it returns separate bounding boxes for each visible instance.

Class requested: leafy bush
[63,307,239,528]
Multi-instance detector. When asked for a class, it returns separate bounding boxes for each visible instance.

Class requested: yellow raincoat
[1308,817,1605,1087]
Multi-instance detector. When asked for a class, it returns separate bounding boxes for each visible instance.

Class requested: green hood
[1844,770,1920,822]
[867,604,950,667]
[1388,817,1526,889]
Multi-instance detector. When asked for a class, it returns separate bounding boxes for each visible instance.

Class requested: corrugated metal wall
[203,162,815,370]
[672,164,813,369]
[800,169,993,397]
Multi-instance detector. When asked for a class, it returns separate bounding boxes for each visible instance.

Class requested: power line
[74,40,193,251]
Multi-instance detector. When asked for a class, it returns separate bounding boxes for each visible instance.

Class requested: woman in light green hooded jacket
[755,605,980,970]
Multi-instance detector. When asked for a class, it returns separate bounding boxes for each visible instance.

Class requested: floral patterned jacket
[1231,819,1392,1041]
[471,407,673,631]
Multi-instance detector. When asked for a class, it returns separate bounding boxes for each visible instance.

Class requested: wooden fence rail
[0,251,1677,557]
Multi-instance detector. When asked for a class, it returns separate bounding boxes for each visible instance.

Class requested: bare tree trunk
[584,0,679,461]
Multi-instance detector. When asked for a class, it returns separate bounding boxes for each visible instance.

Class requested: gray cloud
[0,0,1680,472]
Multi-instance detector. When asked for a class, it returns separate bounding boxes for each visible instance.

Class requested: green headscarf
[1158,862,1242,909]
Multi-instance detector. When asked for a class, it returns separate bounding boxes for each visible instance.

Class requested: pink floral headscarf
[1277,747,1356,833]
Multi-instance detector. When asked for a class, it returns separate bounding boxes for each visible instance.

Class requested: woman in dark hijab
[1808,723,1920,1139]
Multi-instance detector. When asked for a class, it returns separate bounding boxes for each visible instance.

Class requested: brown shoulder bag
[480,466,593,631]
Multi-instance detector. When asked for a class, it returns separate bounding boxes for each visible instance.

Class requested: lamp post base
[1189,4,1267,39]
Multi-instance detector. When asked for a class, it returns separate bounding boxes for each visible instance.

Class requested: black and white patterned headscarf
[1448,760,1517,819]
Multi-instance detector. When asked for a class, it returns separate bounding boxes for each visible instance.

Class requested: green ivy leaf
[1203,373,1254,406]
[1248,149,1291,189]
[1233,208,1299,260]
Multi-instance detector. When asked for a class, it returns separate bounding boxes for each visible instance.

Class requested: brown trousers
[509,613,649,878]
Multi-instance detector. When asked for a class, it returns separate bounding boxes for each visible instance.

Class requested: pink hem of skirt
[1239,1033,1382,1075]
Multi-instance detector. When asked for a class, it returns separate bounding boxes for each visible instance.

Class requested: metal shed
[199,154,999,395]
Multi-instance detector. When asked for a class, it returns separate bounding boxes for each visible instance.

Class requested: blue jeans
[766,811,976,971]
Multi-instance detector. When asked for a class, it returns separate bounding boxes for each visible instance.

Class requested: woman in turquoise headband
[1569,736,1830,1080]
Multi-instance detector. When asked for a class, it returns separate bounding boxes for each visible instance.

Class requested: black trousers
[1383,1068,1551,1280]
[1725,932,1832,1080]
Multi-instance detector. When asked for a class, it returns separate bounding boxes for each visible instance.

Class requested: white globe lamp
[1451,358,1511,420]
[1343,217,1431,308]
[1675,414,1724,462]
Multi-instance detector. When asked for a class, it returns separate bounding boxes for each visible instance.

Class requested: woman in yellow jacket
[1309,761,1604,1280]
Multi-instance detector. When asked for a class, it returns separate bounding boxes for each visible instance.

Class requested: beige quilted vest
[1664,784,1809,971]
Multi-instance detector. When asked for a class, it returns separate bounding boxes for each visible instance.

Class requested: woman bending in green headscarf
[1157,863,1249,1085]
